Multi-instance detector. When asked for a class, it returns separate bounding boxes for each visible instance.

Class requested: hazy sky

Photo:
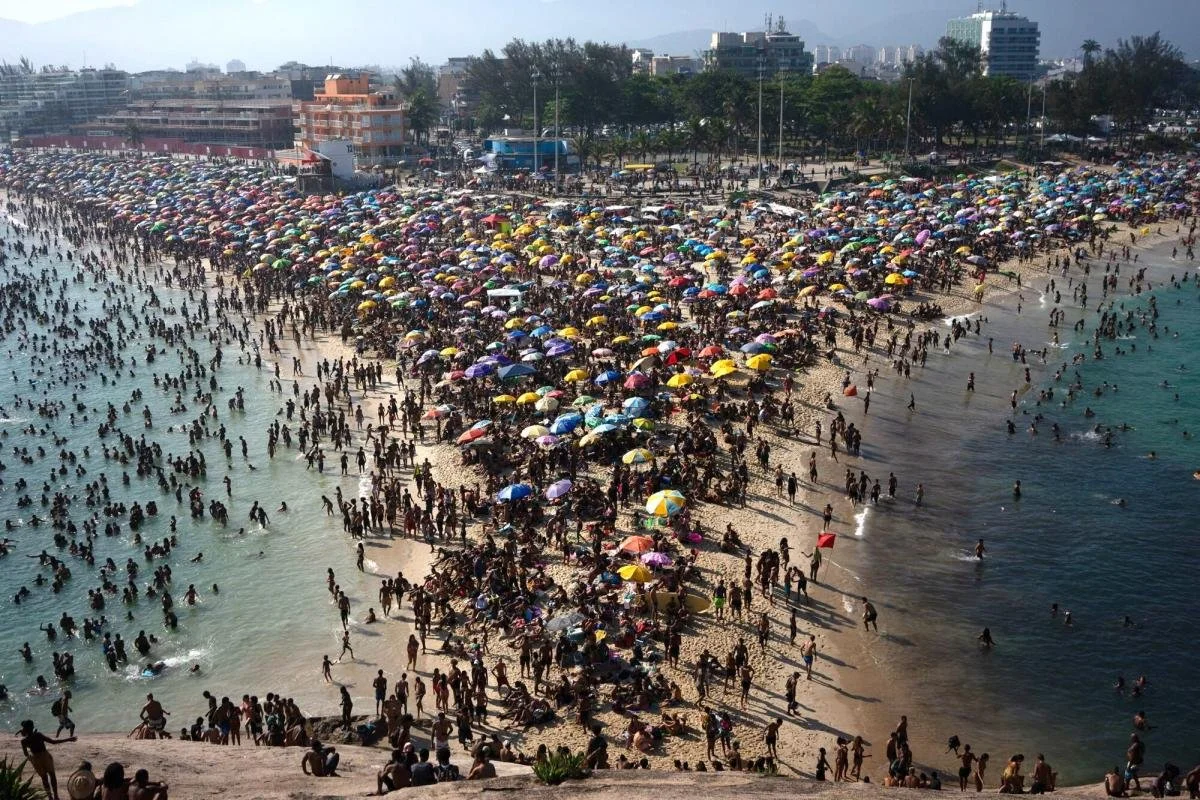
[0,0,1195,72]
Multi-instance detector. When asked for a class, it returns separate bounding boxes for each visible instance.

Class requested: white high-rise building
[946,8,1040,80]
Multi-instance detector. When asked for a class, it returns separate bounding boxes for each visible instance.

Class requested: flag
[817,532,836,549]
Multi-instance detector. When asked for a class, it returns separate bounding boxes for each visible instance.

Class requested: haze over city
[0,0,1196,72]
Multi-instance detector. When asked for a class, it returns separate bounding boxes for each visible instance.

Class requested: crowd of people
[1,147,1198,797]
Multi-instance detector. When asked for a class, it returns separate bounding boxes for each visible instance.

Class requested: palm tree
[606,137,631,169]
[1081,40,1101,66]
[630,129,653,163]
[655,129,683,164]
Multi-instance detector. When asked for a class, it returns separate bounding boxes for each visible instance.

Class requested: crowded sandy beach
[1,147,1198,799]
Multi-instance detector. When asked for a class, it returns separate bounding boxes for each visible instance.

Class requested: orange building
[295,73,406,167]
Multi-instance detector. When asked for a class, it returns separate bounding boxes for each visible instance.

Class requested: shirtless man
[958,744,978,791]
[800,634,817,680]
[431,712,453,752]
[140,693,169,737]
[373,670,388,715]
[301,740,340,777]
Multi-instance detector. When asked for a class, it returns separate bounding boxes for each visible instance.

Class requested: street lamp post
[904,77,914,161]
[531,67,541,176]
[1039,84,1047,149]
[777,70,785,170]
[553,63,560,185]
[756,56,765,186]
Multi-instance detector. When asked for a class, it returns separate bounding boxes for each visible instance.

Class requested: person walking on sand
[322,655,333,683]
[801,634,817,680]
[959,744,978,791]
[406,634,419,671]
[19,719,75,800]
[765,718,782,759]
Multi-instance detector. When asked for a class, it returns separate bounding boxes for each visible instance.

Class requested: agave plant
[0,757,45,800]
[531,750,588,785]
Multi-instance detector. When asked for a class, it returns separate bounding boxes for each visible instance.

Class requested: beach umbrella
[464,363,494,379]
[422,405,454,420]
[493,394,517,404]
[549,414,582,435]
[534,396,559,412]
[617,564,653,583]
[564,369,590,382]
[545,610,586,632]
[623,373,652,390]
[641,551,673,567]
[622,447,655,465]
[595,370,622,386]
[645,489,686,517]
[746,353,773,371]
[498,363,536,380]
[521,424,550,439]
[667,373,694,388]
[456,427,488,445]
[619,535,655,553]
[516,391,541,405]
[546,479,573,500]
[496,483,533,502]
[622,396,650,415]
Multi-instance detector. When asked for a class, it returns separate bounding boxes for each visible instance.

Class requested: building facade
[704,21,814,77]
[80,99,294,149]
[946,9,1040,80]
[0,67,129,138]
[295,74,406,167]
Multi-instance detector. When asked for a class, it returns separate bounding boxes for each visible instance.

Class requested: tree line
[456,33,1198,166]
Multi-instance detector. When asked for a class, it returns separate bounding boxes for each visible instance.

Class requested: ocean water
[0,212,378,733]
[843,250,1200,783]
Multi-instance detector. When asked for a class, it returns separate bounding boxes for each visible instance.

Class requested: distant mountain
[624,29,711,58]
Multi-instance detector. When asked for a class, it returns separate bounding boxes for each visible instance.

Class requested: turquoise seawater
[0,211,378,733]
[844,250,1200,783]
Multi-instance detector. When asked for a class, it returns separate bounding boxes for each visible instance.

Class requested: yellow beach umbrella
[516,392,541,405]
[618,564,653,583]
[493,394,517,404]
[666,373,694,388]
[565,369,590,382]
[746,353,773,371]
[622,447,655,465]
[521,425,550,439]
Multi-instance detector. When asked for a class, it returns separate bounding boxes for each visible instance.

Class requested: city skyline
[0,0,1195,73]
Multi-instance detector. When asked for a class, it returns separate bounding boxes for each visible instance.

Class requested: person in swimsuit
[20,719,76,800]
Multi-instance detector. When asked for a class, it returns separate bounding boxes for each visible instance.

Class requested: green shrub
[0,757,46,800]
[531,751,588,785]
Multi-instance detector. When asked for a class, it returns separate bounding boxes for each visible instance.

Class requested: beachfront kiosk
[480,136,578,174]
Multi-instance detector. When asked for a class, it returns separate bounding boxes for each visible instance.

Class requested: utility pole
[904,77,914,160]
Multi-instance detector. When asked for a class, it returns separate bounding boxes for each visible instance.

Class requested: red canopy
[817,532,837,549]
